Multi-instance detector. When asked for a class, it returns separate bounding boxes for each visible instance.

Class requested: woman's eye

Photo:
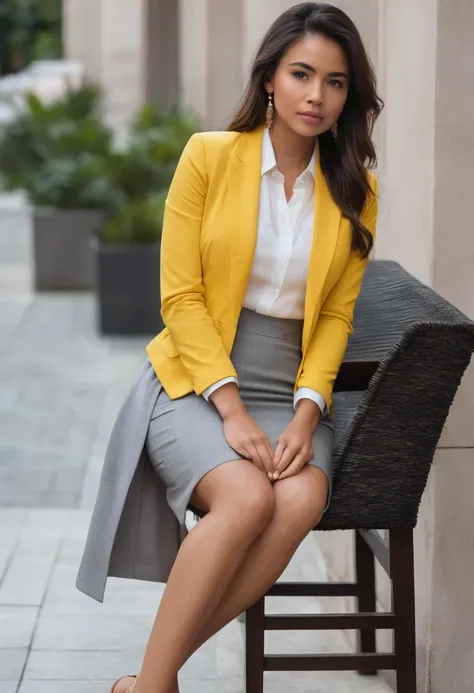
[329,79,344,88]
[292,71,308,80]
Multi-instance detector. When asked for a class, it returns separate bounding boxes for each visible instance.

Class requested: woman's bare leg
[114,466,326,693]
[183,465,328,661]
[131,460,275,693]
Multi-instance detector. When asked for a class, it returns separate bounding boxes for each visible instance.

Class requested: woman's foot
[110,675,136,693]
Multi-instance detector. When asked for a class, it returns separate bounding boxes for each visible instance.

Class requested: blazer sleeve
[296,174,379,410]
[160,133,238,395]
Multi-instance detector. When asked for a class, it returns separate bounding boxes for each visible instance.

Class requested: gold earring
[331,121,338,138]
[266,92,274,129]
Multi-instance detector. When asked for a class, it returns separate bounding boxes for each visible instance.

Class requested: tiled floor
[0,509,393,693]
[0,201,393,692]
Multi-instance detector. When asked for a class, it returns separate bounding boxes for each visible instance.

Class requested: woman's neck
[269,121,317,178]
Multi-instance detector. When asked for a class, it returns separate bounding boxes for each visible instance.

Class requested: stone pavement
[0,200,392,692]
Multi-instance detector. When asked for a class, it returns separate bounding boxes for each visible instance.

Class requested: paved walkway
[0,199,392,692]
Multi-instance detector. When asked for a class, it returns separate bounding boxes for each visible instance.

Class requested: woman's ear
[264,81,274,95]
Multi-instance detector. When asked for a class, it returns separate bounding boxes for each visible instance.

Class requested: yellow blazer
[146,126,379,412]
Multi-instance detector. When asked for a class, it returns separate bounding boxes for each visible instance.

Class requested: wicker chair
[191,260,474,692]
[244,260,474,692]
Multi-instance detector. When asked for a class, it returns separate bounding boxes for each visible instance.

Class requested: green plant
[25,153,118,209]
[131,103,199,172]
[103,142,176,203]
[0,0,62,76]
[0,87,200,232]
[0,84,112,195]
[98,103,201,240]
[102,192,167,245]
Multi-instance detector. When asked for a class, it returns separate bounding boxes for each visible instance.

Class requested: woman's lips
[298,112,324,124]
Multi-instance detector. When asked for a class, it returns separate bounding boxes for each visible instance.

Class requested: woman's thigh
[190,458,275,529]
[191,461,326,540]
[146,387,247,523]
[273,464,329,535]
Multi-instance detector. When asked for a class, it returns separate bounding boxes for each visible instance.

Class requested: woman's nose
[307,87,323,105]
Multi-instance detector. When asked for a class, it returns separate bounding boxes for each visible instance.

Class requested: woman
[78,3,383,692]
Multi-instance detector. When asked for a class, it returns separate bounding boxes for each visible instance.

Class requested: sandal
[109,674,137,693]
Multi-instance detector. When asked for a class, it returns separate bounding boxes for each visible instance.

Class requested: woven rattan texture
[320,261,474,531]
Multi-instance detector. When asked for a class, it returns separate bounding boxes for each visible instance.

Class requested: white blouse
[202,128,327,415]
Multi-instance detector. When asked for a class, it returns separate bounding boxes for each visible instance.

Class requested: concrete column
[241,1,282,78]
[63,0,147,130]
[374,0,437,283]
[64,0,180,125]
[179,0,243,129]
[101,0,147,130]
[427,2,474,692]
[145,0,179,109]
[313,1,474,691]
[62,0,103,85]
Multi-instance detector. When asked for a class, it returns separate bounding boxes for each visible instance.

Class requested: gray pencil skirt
[145,308,336,525]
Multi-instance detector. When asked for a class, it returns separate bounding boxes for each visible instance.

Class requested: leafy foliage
[99,103,199,244]
[0,0,62,75]
[0,86,200,242]
[102,192,167,245]
[25,154,118,210]
[0,84,109,191]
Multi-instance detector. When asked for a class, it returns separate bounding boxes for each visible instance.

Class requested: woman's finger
[265,438,274,463]
[234,442,262,469]
[247,442,266,472]
[255,439,274,476]
[273,440,286,467]
[275,443,299,473]
[272,441,287,480]
[276,452,307,480]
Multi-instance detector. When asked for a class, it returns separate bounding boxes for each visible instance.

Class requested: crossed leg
[184,463,328,662]
[118,461,328,693]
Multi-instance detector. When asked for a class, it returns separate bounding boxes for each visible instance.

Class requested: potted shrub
[0,86,115,291]
[94,103,200,335]
[0,84,106,188]
[95,193,166,335]
[28,152,115,291]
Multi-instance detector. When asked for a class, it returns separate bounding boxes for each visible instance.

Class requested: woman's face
[266,33,349,137]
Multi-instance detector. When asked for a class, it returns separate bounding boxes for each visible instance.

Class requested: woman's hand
[223,411,275,478]
[272,400,321,481]
[209,382,274,477]
[224,411,275,479]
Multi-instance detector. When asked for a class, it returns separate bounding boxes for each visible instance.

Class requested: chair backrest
[321,260,474,531]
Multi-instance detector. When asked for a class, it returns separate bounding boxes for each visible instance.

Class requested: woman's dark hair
[228,2,384,257]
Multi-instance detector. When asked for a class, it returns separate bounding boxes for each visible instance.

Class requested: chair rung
[264,652,396,672]
[267,582,358,597]
[265,612,395,631]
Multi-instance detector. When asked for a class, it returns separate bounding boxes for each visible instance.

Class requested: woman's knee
[274,466,328,534]
[191,459,275,531]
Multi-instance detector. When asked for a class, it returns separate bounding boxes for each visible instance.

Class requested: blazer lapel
[302,144,342,349]
[226,127,341,342]
[228,127,263,322]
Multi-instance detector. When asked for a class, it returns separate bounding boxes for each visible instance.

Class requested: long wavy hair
[228,2,384,257]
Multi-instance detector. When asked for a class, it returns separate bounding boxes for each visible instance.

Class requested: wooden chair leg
[390,528,417,693]
[355,530,377,675]
[245,596,265,693]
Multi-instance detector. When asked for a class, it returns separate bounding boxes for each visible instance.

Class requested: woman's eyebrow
[289,61,348,79]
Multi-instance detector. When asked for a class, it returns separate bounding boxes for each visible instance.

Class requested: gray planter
[95,240,164,336]
[33,208,103,291]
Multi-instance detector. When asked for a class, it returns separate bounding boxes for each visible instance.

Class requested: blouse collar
[261,127,316,180]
